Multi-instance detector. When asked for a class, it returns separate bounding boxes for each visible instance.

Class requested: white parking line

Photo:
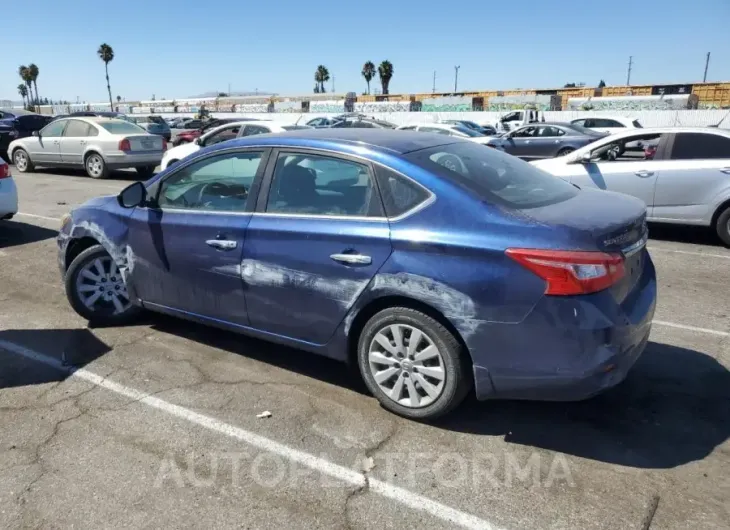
[0,339,501,530]
[15,212,59,222]
[648,246,730,260]
[653,320,729,337]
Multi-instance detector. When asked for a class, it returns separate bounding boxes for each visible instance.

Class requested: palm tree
[362,61,375,95]
[28,64,40,104]
[18,65,34,106]
[17,84,28,108]
[314,65,330,94]
[97,43,115,111]
[378,60,394,95]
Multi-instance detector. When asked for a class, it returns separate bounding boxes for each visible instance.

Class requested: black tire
[715,206,730,247]
[556,147,575,157]
[12,148,34,172]
[65,244,142,325]
[136,165,156,178]
[84,152,109,179]
[357,307,472,420]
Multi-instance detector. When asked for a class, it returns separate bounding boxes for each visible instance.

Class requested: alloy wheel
[368,324,446,408]
[86,155,104,177]
[75,256,131,315]
[14,151,27,171]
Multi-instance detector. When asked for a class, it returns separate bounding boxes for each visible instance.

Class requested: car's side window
[157,151,263,212]
[40,120,67,137]
[375,166,431,218]
[63,120,94,137]
[670,133,730,160]
[420,127,449,135]
[242,125,270,136]
[572,119,586,127]
[266,152,384,217]
[537,126,561,137]
[583,119,595,128]
[513,126,537,138]
[603,119,625,128]
[593,133,664,162]
[204,125,242,146]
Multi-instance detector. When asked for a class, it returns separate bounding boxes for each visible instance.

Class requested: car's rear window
[148,116,166,125]
[406,141,578,209]
[99,120,147,134]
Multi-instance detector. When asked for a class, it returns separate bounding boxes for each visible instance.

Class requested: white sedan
[0,161,18,220]
[396,123,493,144]
[160,121,312,170]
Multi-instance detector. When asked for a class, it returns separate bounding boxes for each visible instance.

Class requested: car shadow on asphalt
[0,328,111,389]
[28,167,151,181]
[649,222,724,246]
[0,220,58,248]
[440,340,730,469]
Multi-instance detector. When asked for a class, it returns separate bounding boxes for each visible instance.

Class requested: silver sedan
[7,117,166,179]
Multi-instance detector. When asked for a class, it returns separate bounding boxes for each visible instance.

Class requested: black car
[0,109,52,162]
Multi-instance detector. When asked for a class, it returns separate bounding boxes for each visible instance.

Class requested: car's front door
[532,125,566,158]
[242,149,393,345]
[59,119,96,165]
[126,148,268,326]
[568,132,669,212]
[31,119,66,163]
[652,132,730,223]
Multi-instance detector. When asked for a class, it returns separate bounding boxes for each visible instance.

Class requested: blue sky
[2,0,729,102]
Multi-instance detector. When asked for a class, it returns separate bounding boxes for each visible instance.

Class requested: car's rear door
[126,147,269,326]
[241,149,392,345]
[651,132,730,223]
[59,119,96,165]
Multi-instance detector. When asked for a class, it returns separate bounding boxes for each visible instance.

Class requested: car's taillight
[162,138,167,151]
[506,248,626,295]
[119,138,131,151]
[0,163,10,179]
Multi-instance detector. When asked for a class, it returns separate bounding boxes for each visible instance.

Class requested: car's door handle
[206,239,237,250]
[635,171,654,177]
[79,140,86,145]
[720,167,730,174]
[330,253,372,265]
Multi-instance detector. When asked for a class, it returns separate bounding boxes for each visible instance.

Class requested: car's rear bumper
[105,152,164,168]
[0,177,19,218]
[468,251,657,401]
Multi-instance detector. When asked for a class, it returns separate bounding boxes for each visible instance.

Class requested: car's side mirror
[194,137,202,146]
[32,131,40,137]
[117,181,147,208]
[578,153,593,164]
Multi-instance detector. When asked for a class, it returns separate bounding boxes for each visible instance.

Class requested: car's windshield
[452,125,485,137]
[406,141,578,209]
[98,120,147,134]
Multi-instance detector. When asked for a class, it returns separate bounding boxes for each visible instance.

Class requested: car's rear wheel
[13,148,34,172]
[85,152,108,179]
[136,165,156,178]
[715,206,730,247]
[556,147,575,157]
[357,307,472,420]
[65,244,141,325]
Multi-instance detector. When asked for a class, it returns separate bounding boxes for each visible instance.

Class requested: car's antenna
[709,108,730,128]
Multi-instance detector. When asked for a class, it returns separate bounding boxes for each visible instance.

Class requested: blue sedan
[57,129,656,420]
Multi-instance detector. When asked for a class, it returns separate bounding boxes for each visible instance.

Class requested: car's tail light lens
[0,163,10,179]
[506,248,626,295]
[119,138,131,151]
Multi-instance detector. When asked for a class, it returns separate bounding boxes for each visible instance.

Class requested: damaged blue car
[58,129,656,420]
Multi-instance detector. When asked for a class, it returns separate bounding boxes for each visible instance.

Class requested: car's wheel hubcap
[15,152,27,170]
[368,324,446,408]
[87,156,103,176]
[75,256,130,314]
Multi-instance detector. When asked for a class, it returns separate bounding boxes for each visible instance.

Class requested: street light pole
[454,65,461,92]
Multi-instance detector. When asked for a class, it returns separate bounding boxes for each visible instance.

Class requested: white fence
[157,109,730,129]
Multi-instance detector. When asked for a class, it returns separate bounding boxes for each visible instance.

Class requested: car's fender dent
[70,219,134,279]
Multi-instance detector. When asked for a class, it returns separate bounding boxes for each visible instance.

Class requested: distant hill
[188,91,277,98]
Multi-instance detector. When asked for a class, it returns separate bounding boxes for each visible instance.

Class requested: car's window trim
[145,146,271,215]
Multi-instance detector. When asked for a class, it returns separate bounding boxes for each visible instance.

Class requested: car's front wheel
[13,148,34,172]
[357,307,472,420]
[65,244,141,325]
[556,147,575,157]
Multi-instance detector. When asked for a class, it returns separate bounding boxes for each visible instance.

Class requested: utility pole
[454,65,461,92]
[432,71,436,93]
[332,75,335,93]
[626,56,633,86]
[228,82,231,95]
[703,52,711,82]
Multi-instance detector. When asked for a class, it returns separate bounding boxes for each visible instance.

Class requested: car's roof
[0,108,39,117]
[218,128,462,155]
[603,126,730,137]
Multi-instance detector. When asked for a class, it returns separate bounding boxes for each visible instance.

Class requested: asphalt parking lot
[1,168,729,530]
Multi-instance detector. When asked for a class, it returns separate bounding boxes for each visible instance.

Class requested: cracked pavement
[1,168,729,529]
